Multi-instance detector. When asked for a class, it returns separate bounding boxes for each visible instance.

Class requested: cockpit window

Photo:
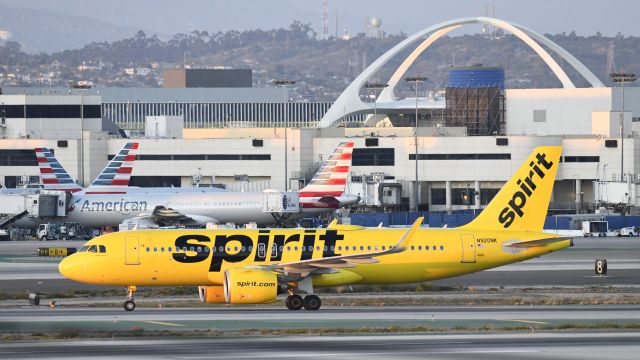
[99,245,106,253]
[79,246,89,253]
[87,245,97,253]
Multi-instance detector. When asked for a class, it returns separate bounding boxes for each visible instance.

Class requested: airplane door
[125,236,140,265]
[460,234,476,263]
[258,243,266,259]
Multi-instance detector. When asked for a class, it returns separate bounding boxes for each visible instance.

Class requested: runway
[1,332,639,359]
[1,305,639,333]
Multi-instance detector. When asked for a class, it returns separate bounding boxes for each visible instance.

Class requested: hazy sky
[1,0,638,38]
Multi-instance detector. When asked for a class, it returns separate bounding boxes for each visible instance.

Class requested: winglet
[392,216,423,250]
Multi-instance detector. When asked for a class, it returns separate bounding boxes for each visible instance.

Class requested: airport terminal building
[1,17,640,215]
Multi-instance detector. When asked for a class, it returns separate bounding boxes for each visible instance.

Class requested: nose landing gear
[123,285,137,311]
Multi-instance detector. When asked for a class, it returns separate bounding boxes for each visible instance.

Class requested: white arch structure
[318,17,605,128]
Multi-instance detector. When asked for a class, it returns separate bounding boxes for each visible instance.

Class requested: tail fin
[462,146,562,231]
[35,148,77,186]
[299,141,354,198]
[90,142,138,187]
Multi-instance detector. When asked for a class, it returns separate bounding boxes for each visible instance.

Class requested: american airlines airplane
[64,141,358,228]
[20,143,225,195]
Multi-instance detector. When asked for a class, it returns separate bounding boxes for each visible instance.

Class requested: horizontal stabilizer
[504,237,573,248]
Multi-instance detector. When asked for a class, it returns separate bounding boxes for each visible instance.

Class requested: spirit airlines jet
[60,146,572,311]
[63,141,357,228]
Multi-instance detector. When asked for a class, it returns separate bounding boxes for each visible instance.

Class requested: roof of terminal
[1,87,287,103]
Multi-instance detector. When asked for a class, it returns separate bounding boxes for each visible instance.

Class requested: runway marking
[140,320,185,327]
[501,319,551,325]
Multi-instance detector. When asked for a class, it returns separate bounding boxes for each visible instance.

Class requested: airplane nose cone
[58,256,77,280]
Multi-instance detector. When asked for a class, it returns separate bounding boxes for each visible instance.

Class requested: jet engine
[223,268,284,304]
[197,285,225,304]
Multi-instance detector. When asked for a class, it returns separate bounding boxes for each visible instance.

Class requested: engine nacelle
[198,285,225,304]
[223,268,281,304]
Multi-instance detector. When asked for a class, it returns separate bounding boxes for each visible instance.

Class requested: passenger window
[338,246,342,251]
[367,246,371,251]
[226,247,230,252]
[294,246,298,251]
[161,247,164,252]
[234,247,238,251]
[440,245,444,250]
[219,246,224,252]
[426,246,429,251]
[411,246,415,250]
[190,246,195,252]
[168,247,172,252]
[301,246,306,251]
[382,246,386,250]
[242,246,246,252]
[418,246,422,250]
[330,246,335,251]
[99,245,106,253]
[249,246,253,252]
[374,246,378,251]
[316,246,320,251]
[360,246,364,251]
[154,247,157,252]
[433,246,436,250]
[197,246,202,252]
[279,246,283,252]
[287,246,291,251]
[324,246,328,251]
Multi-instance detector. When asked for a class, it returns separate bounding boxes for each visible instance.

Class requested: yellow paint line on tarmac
[501,319,551,325]
[141,320,186,327]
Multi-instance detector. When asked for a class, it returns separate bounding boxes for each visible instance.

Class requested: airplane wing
[256,217,423,277]
[149,206,219,226]
[121,206,218,229]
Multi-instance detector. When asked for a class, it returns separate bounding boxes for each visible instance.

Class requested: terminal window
[352,148,394,166]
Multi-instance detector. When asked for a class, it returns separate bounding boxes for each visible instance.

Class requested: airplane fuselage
[62,226,571,287]
[65,191,349,228]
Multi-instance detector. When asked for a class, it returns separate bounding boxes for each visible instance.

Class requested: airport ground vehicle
[38,222,91,241]
[615,226,638,237]
[60,146,572,312]
[582,221,609,237]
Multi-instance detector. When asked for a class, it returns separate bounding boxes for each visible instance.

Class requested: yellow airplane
[59,146,571,311]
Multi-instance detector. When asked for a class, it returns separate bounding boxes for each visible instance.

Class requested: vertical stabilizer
[90,142,138,187]
[462,146,562,231]
[35,148,78,189]
[299,141,354,198]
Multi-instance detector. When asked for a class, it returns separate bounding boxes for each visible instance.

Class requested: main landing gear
[123,285,137,311]
[285,294,321,311]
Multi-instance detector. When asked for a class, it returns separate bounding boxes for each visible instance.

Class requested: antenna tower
[322,0,329,39]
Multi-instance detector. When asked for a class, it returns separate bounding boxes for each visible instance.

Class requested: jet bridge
[0,190,69,222]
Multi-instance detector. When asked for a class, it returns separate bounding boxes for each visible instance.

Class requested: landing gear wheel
[123,300,136,311]
[303,295,321,310]
[285,295,304,310]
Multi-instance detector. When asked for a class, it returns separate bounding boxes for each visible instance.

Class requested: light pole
[610,72,636,181]
[274,79,295,190]
[364,82,388,124]
[405,76,427,212]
